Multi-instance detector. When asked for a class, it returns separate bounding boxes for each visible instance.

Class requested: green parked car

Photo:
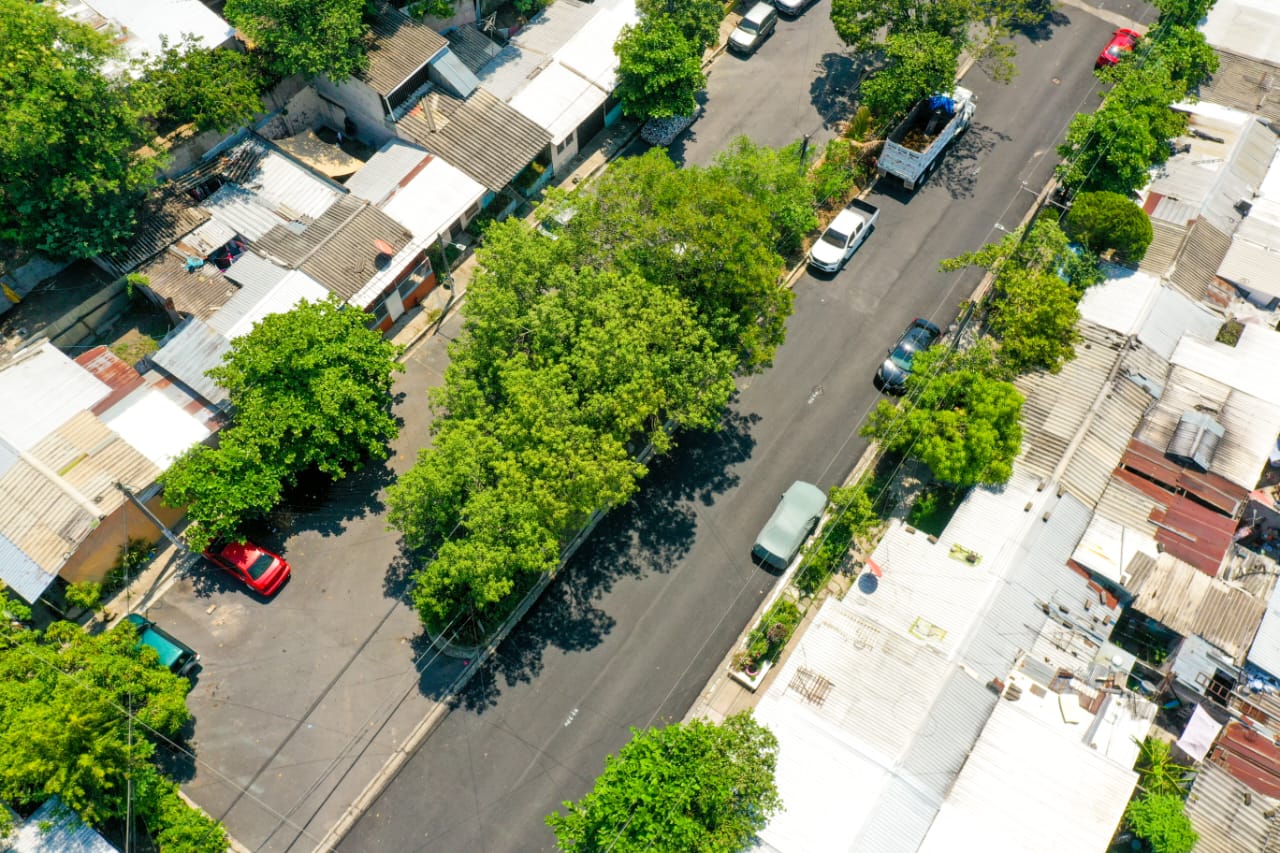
[125,613,199,677]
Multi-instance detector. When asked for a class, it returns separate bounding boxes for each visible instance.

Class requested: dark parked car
[752,481,827,570]
[125,613,199,677]
[876,318,941,394]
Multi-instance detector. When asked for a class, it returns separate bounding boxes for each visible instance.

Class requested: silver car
[752,481,827,570]
[728,2,777,55]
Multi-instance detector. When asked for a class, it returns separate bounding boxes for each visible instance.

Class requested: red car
[1096,28,1140,68]
[204,541,291,596]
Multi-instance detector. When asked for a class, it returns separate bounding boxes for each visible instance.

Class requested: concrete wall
[257,85,354,142]
[59,495,186,586]
[314,77,398,147]
[40,277,132,350]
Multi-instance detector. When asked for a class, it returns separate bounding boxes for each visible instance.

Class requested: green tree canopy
[613,17,706,120]
[141,37,265,134]
[1152,0,1216,27]
[863,344,1024,487]
[0,0,163,259]
[163,296,403,550]
[711,137,820,257]
[0,620,225,850]
[637,0,724,50]
[1065,190,1154,261]
[1125,794,1198,853]
[858,30,960,123]
[1145,24,1220,89]
[224,0,369,80]
[1058,49,1190,194]
[546,712,782,852]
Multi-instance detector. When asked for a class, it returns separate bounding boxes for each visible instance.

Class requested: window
[397,275,420,300]
[371,301,389,327]
[555,136,574,154]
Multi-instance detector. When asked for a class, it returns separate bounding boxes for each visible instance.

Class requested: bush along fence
[730,480,881,690]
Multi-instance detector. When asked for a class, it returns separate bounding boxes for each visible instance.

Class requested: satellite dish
[373,238,397,255]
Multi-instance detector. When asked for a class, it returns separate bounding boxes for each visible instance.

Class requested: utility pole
[116,483,187,553]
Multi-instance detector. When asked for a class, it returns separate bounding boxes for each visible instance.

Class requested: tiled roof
[253,194,413,300]
[363,7,449,97]
[397,86,550,191]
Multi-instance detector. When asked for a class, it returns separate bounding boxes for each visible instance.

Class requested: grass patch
[906,485,965,537]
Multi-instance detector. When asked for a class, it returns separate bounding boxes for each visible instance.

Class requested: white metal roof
[1249,575,1280,677]
[553,0,638,91]
[9,796,118,853]
[1202,0,1280,65]
[508,60,606,144]
[238,142,342,221]
[1072,503,1161,586]
[207,270,329,340]
[345,140,433,204]
[916,693,1144,853]
[203,184,289,241]
[510,0,602,56]
[381,156,486,241]
[101,387,210,469]
[0,342,109,452]
[1136,285,1222,360]
[150,318,231,409]
[1077,265,1162,336]
[59,0,233,66]
[1170,322,1280,407]
[1218,217,1280,300]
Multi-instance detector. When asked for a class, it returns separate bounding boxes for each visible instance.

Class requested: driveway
[144,318,470,852]
[338,4,1150,852]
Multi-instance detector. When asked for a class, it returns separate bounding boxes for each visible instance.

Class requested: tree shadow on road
[936,123,1012,200]
[447,408,760,712]
[808,52,863,130]
[1011,3,1071,44]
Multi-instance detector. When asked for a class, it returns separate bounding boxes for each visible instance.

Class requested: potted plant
[733,650,760,677]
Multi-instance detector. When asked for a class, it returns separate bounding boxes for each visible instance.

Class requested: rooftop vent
[1166,410,1224,472]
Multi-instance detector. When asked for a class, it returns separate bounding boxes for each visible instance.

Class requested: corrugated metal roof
[381,153,486,240]
[103,185,210,275]
[1136,362,1280,492]
[1203,1,1280,70]
[508,60,605,144]
[1187,761,1280,853]
[0,342,109,452]
[150,318,231,409]
[134,248,241,321]
[1139,218,1186,276]
[207,271,329,340]
[916,698,1140,853]
[1199,48,1280,125]
[345,140,433,203]
[1060,376,1157,509]
[75,346,146,414]
[232,139,342,220]
[1211,721,1280,800]
[1078,265,1162,335]
[1121,438,1248,516]
[479,45,555,103]
[33,410,157,515]
[363,7,449,97]
[1249,572,1280,676]
[222,250,289,291]
[1170,218,1234,303]
[1128,551,1268,663]
[397,86,550,191]
[1219,215,1280,299]
[202,184,287,241]
[431,47,480,99]
[1137,285,1223,360]
[252,194,413,300]
[9,796,118,853]
[444,25,502,74]
[1074,480,1164,584]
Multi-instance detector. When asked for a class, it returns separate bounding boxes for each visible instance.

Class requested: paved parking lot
[144,319,468,852]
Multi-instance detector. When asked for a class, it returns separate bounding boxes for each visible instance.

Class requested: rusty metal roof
[75,346,146,415]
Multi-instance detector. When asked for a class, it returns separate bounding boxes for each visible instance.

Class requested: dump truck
[877,87,975,190]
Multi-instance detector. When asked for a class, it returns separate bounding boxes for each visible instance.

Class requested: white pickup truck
[807,198,879,272]
[877,87,975,190]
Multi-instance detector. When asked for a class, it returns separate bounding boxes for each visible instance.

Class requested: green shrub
[65,581,102,613]
[1125,794,1197,853]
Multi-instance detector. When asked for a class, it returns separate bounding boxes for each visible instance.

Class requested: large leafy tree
[613,17,706,120]
[638,0,724,51]
[1058,47,1191,194]
[163,297,403,550]
[711,137,819,257]
[858,30,960,125]
[1145,24,1219,89]
[1065,190,1154,261]
[224,0,369,81]
[0,0,163,259]
[546,712,782,852]
[1152,0,1216,27]
[141,37,265,134]
[863,344,1024,487]
[565,150,790,373]
[0,619,226,851]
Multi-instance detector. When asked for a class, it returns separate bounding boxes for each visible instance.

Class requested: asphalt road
[339,3,1150,852]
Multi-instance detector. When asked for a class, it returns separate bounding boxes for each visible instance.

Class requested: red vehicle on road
[203,541,291,596]
[1096,28,1141,68]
